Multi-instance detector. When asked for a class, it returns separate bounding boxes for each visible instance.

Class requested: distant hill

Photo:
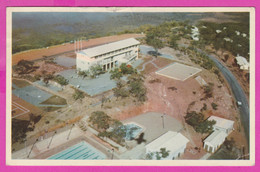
[12,12,241,54]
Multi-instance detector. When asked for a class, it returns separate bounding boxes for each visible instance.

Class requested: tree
[159,148,170,158]
[53,75,69,86]
[90,65,104,78]
[127,73,147,103]
[195,119,216,134]
[169,34,179,49]
[110,68,123,80]
[78,70,90,78]
[113,80,130,99]
[110,120,127,143]
[224,137,235,151]
[89,111,111,131]
[43,73,54,86]
[146,152,154,160]
[185,111,216,134]
[14,59,38,74]
[145,29,164,57]
[73,89,85,100]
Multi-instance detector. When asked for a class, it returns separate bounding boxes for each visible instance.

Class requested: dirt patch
[33,61,67,75]
[40,95,67,105]
[12,95,43,121]
[153,57,173,68]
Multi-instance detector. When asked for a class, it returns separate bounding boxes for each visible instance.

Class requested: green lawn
[12,79,31,88]
[40,95,67,105]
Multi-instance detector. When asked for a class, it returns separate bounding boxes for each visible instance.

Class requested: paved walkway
[12,126,84,159]
[200,153,211,160]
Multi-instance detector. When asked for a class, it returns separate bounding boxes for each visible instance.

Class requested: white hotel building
[76,38,140,71]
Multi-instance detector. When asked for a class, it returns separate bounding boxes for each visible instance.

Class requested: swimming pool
[124,123,144,141]
[48,141,106,160]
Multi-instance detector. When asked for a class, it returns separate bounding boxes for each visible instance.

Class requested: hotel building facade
[76,38,140,71]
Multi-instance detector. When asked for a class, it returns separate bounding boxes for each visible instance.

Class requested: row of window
[93,44,138,59]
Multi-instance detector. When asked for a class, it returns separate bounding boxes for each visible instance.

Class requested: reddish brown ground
[12,34,144,65]
[32,61,68,75]
[110,53,246,159]
[12,95,43,121]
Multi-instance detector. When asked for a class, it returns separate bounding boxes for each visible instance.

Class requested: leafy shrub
[211,102,218,110]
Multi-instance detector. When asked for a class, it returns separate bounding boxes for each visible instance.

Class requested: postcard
[5,7,255,166]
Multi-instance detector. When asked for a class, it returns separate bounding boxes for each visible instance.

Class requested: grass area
[208,146,239,160]
[12,79,31,88]
[40,95,67,105]
[40,106,62,112]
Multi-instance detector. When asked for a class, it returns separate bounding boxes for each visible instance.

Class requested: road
[196,49,250,143]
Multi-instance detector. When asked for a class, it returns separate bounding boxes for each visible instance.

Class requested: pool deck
[12,125,112,160]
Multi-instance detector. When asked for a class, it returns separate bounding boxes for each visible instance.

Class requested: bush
[185,111,216,134]
[89,111,111,130]
[211,102,218,110]
[78,70,90,78]
[73,89,85,100]
[53,75,69,86]
[90,65,104,78]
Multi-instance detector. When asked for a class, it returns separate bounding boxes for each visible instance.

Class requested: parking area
[54,56,76,68]
[156,62,202,81]
[58,69,117,96]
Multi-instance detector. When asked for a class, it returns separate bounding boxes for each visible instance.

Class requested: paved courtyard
[58,69,117,96]
[140,45,177,60]
[156,62,202,81]
[54,56,76,67]
[123,112,183,145]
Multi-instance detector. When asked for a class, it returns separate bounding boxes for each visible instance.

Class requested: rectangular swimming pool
[48,141,106,160]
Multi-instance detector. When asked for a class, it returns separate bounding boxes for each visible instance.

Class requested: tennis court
[156,63,202,81]
[12,101,30,119]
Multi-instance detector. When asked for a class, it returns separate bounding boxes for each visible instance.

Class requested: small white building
[145,131,189,160]
[203,116,234,153]
[191,26,199,41]
[235,55,250,70]
[76,38,140,71]
[203,130,227,153]
[208,116,234,134]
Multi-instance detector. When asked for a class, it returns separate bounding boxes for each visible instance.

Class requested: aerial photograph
[10,9,250,161]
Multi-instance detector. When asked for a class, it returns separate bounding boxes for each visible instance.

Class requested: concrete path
[200,153,211,160]
[12,126,84,159]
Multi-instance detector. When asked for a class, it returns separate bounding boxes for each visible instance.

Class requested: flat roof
[204,130,227,147]
[156,63,202,81]
[208,116,234,130]
[79,38,140,57]
[145,131,189,153]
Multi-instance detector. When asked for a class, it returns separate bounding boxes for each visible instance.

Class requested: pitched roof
[204,130,227,147]
[145,131,189,153]
[79,38,140,57]
[208,116,234,130]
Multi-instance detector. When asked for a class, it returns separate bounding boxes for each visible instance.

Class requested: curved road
[197,49,249,143]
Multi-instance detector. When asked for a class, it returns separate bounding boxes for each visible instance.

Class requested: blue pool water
[48,141,106,160]
[124,123,143,141]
